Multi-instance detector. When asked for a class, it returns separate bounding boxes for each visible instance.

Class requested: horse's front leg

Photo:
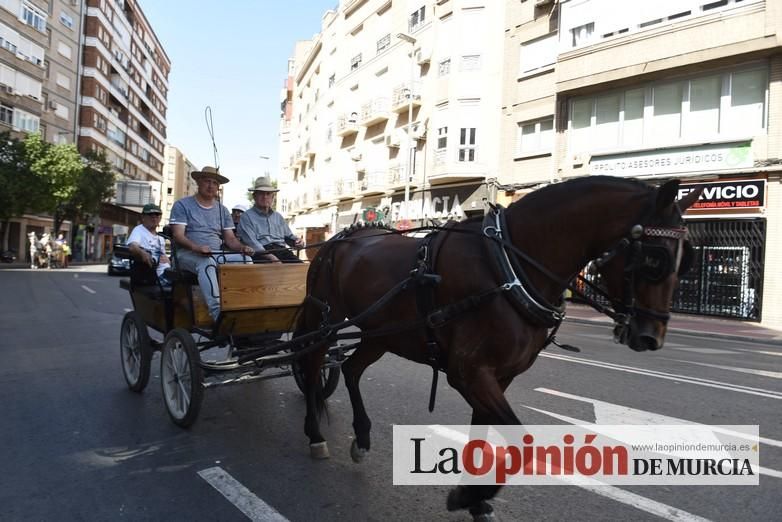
[301,344,330,459]
[447,371,519,521]
[341,343,385,462]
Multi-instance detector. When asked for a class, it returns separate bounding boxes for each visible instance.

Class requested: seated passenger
[126,203,171,285]
[231,203,247,227]
[169,166,254,320]
[238,176,304,263]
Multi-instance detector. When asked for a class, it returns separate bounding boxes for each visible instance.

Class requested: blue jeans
[176,250,250,320]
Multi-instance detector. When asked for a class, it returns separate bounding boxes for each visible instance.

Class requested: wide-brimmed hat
[141,203,162,215]
[248,175,279,193]
[231,204,247,213]
[191,166,229,184]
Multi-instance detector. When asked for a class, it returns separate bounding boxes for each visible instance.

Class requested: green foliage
[0,133,116,236]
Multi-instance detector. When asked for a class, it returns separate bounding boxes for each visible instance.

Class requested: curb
[565,316,782,347]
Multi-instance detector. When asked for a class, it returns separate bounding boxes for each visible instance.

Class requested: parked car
[107,247,131,275]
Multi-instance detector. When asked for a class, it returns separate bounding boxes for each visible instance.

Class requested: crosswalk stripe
[198,467,289,522]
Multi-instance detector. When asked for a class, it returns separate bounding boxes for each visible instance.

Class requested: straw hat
[190,166,229,184]
[248,175,279,193]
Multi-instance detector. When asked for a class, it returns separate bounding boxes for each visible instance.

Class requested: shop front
[672,178,767,321]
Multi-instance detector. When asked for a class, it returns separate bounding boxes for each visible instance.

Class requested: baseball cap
[141,203,163,215]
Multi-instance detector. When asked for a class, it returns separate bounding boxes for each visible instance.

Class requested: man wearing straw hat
[238,175,303,263]
[169,166,254,320]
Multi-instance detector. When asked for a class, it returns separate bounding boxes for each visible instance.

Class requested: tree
[23,133,83,235]
[62,151,116,236]
[0,133,47,251]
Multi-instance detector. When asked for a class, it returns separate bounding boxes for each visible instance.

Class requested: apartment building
[504,0,782,327]
[0,0,81,259]
[41,0,82,144]
[279,0,505,240]
[162,144,197,225]
[79,0,169,258]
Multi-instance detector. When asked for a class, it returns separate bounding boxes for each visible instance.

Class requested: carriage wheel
[120,312,152,393]
[292,361,341,399]
[161,329,203,428]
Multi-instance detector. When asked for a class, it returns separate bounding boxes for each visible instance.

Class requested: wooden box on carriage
[212,263,309,335]
[219,263,308,310]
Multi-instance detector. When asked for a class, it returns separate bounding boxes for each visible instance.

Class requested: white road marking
[729,347,782,358]
[668,347,736,355]
[198,467,289,522]
[663,359,782,380]
[533,387,782,449]
[539,353,782,400]
[81,285,96,294]
[429,426,712,522]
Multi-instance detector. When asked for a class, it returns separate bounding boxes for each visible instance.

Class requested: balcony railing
[358,171,387,194]
[336,113,359,137]
[360,98,391,127]
[391,82,422,113]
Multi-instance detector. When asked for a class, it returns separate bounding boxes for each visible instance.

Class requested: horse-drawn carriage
[117,238,344,428]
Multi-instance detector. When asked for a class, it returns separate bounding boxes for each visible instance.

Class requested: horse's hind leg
[300,343,330,459]
[341,342,385,463]
[447,371,519,520]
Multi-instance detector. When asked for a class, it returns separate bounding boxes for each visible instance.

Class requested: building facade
[279,0,506,243]
[161,144,197,225]
[503,0,782,327]
[79,0,170,259]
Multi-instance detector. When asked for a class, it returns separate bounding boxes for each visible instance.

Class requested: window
[570,22,594,47]
[54,104,68,120]
[519,34,556,76]
[21,2,46,32]
[568,67,768,153]
[13,108,39,132]
[55,72,70,90]
[57,41,71,60]
[409,6,426,32]
[458,127,476,162]
[0,104,12,126]
[438,58,450,77]
[350,53,362,71]
[437,126,447,149]
[460,54,481,72]
[517,118,554,156]
[59,12,74,29]
[376,33,390,54]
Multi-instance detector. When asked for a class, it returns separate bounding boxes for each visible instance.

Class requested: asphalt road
[0,266,780,521]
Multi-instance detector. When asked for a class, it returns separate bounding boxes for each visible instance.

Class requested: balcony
[391,82,422,113]
[317,183,336,205]
[114,180,153,207]
[358,171,387,196]
[335,178,357,200]
[295,146,307,165]
[360,97,391,127]
[336,113,359,137]
[387,164,423,190]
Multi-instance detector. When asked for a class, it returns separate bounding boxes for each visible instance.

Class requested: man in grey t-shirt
[169,166,254,320]
[238,175,303,263]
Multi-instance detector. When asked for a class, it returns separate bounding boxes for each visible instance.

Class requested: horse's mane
[507,176,653,213]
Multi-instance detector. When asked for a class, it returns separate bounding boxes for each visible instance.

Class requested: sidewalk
[565,302,782,346]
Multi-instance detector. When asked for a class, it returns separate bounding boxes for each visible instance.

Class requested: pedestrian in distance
[231,204,247,227]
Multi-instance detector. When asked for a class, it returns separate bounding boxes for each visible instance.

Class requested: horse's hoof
[470,501,496,522]
[350,439,368,463]
[446,486,467,511]
[309,442,330,459]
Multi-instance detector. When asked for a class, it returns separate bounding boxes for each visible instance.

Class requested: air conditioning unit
[415,48,431,65]
[48,100,58,110]
[385,134,401,148]
[411,123,426,140]
[349,149,362,161]
[2,85,13,94]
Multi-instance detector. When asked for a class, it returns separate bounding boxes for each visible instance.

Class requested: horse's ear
[677,186,704,212]
[655,180,680,212]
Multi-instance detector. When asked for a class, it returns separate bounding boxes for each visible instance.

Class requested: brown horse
[294,176,702,520]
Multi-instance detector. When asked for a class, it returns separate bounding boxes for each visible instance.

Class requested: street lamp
[396,32,417,221]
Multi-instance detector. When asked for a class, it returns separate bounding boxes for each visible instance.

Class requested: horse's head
[594,180,702,352]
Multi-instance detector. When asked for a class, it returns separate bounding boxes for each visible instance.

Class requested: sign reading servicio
[676,179,766,210]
